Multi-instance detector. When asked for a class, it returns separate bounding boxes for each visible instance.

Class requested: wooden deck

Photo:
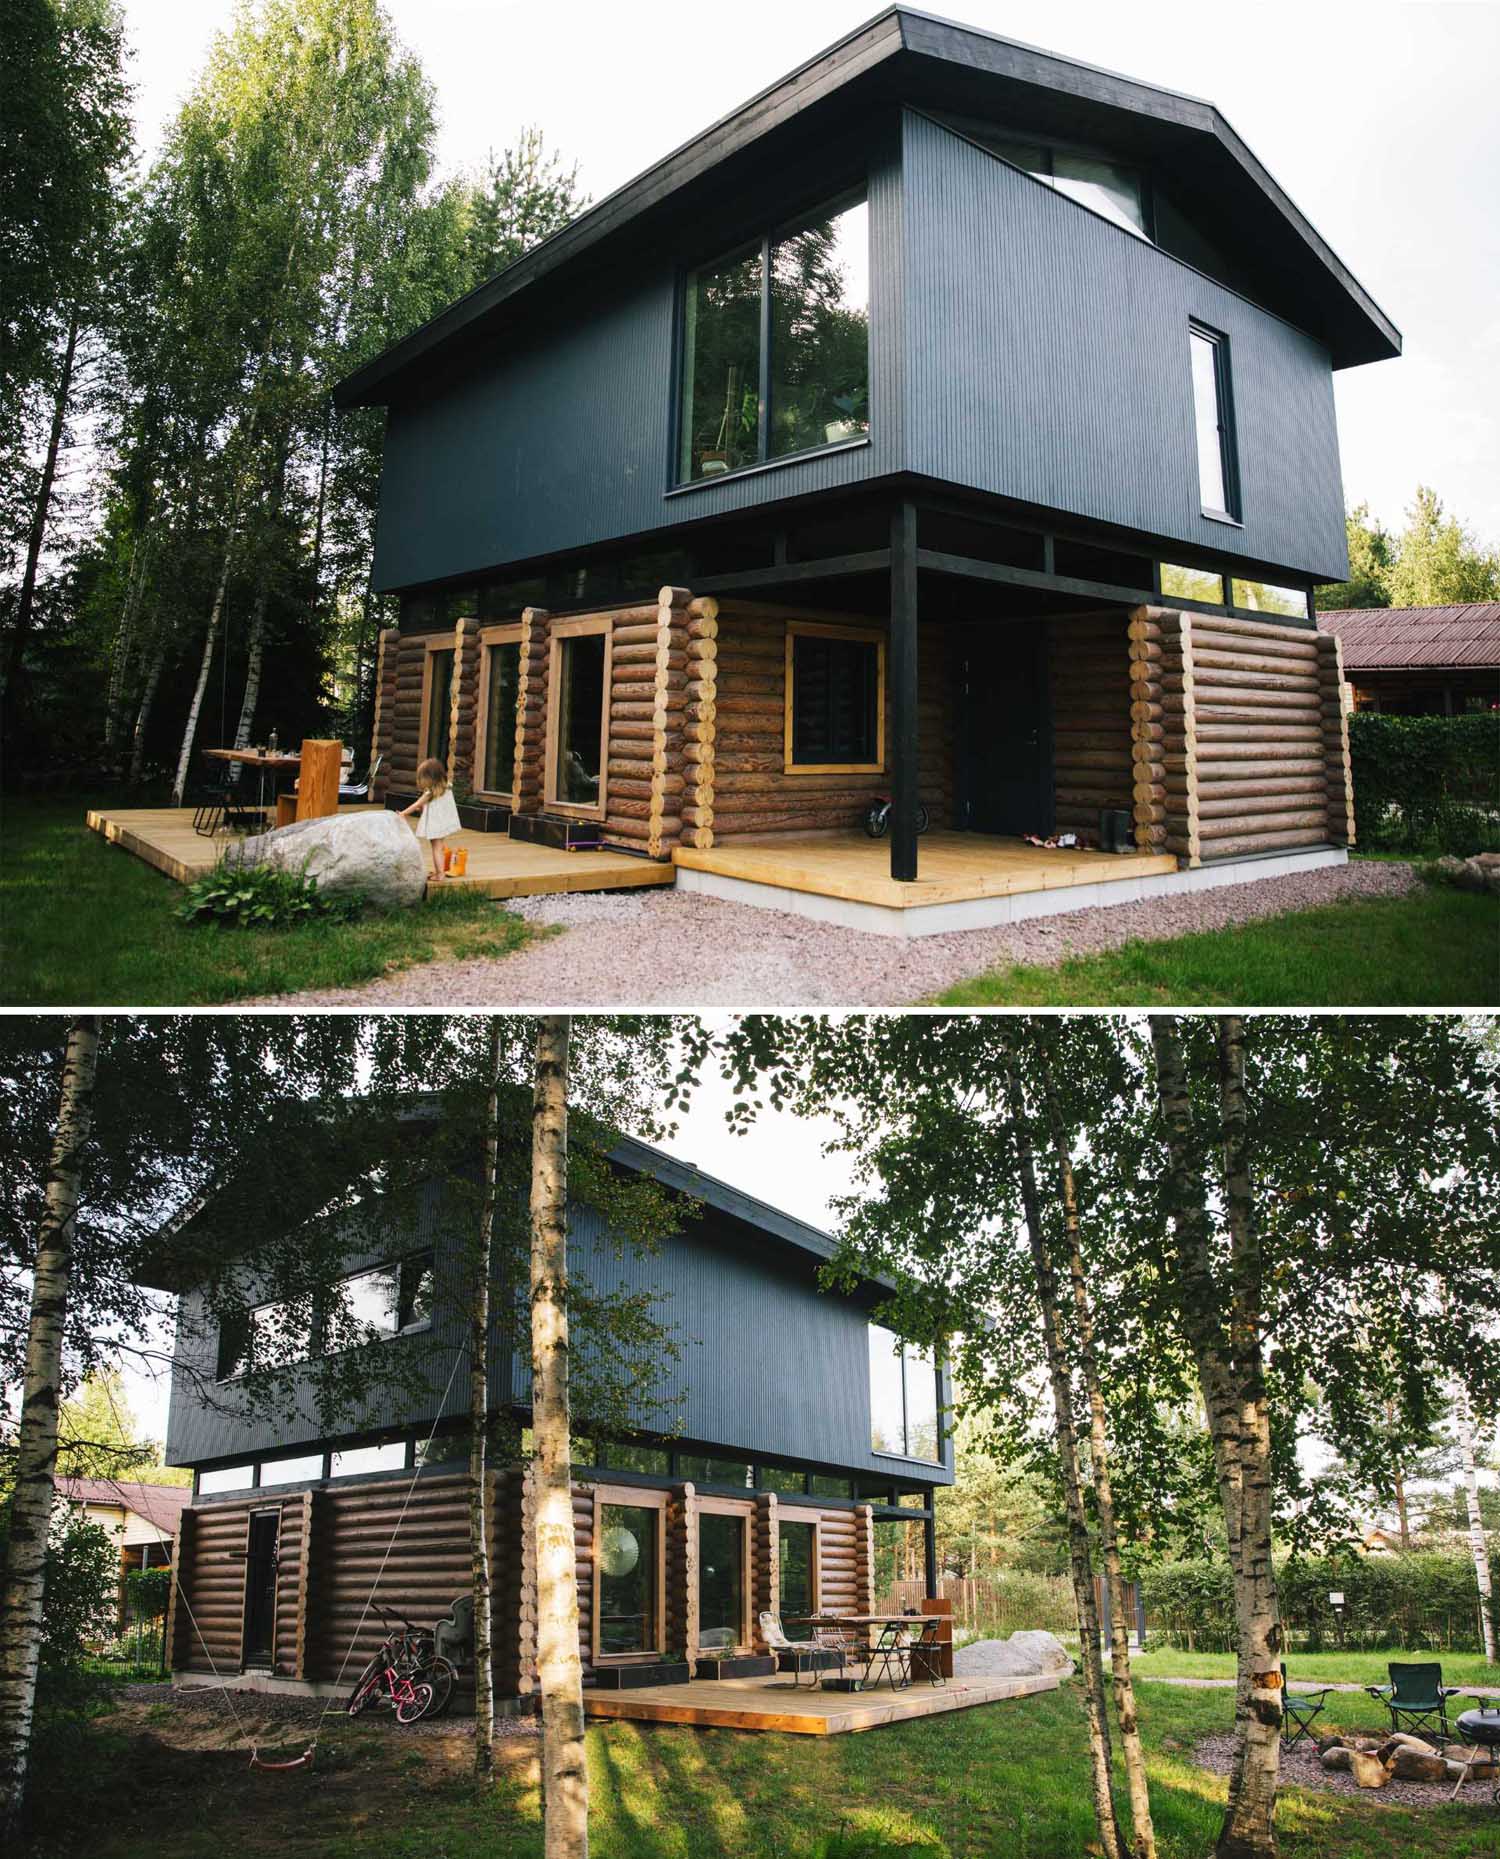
[582,1669,1061,1735]
[674,830,1177,908]
[85,807,674,901]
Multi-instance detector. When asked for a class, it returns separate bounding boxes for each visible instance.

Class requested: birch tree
[1454,1380,1497,1661]
[469,1018,503,1775]
[0,1018,100,1839]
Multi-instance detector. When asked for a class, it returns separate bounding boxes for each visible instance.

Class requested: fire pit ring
[1452,1706,1500,1803]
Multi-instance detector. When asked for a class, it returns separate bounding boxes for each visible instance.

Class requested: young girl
[400,757,462,878]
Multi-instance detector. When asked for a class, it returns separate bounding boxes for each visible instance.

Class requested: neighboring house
[148,1123,952,1701]
[1316,604,1500,714]
[54,1476,188,1625]
[336,9,1396,908]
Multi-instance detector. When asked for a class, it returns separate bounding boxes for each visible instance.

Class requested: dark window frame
[785,621,886,774]
[868,1322,943,1464]
[1189,320,1240,524]
[674,185,871,488]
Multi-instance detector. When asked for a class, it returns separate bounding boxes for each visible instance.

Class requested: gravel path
[1194,1730,1495,1810]
[259,860,1419,1009]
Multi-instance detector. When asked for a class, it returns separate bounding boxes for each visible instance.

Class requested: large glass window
[198,1464,253,1494]
[423,647,454,766]
[216,1307,251,1380]
[339,1253,434,1342]
[977,135,1148,239]
[699,1511,747,1648]
[1232,578,1309,619]
[330,1442,407,1479]
[1160,562,1226,605]
[480,637,520,794]
[868,1324,941,1462]
[678,191,869,483]
[598,1502,659,1655]
[677,1454,752,1489]
[550,627,607,811]
[1190,324,1237,520]
[259,1453,324,1487]
[787,626,883,770]
[779,1519,815,1619]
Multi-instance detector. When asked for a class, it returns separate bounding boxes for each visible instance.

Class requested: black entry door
[958,622,1053,836]
[243,1510,279,1667]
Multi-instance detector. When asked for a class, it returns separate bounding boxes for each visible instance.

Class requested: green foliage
[1142,1553,1500,1654]
[1318,487,1500,611]
[0,1504,117,1721]
[175,860,365,929]
[124,1566,171,1623]
[461,126,587,286]
[56,1370,188,1483]
[1348,713,1500,853]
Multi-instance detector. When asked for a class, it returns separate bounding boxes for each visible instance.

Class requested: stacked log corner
[853,1505,877,1616]
[682,598,719,852]
[602,588,691,860]
[370,626,399,802]
[668,1482,699,1665]
[1133,606,1345,866]
[1051,611,1135,837]
[385,632,430,800]
[1317,631,1356,846]
[511,607,551,817]
[752,1493,779,1655]
[448,615,481,788]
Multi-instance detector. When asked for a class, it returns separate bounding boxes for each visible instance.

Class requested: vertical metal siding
[901,110,1348,583]
[371,140,904,594]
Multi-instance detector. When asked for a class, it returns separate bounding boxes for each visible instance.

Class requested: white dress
[416,787,461,839]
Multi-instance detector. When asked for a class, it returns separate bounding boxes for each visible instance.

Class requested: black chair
[908,1617,948,1688]
[1280,1663,1333,1747]
[864,1622,913,1691]
[1366,1662,1462,1743]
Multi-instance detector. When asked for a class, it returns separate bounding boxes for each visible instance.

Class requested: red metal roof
[1317,603,1500,670]
[55,1475,189,1535]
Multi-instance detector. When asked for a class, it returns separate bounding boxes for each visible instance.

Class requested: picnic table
[788,1614,941,1691]
[203,741,343,823]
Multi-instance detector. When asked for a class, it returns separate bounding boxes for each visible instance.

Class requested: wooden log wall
[682,600,719,852]
[752,1494,778,1654]
[490,1465,535,1701]
[511,607,551,816]
[272,1493,309,1677]
[370,627,399,802]
[174,1502,248,1676]
[1129,606,1173,854]
[703,602,953,841]
[1049,610,1135,837]
[385,632,430,798]
[602,592,692,858]
[571,1479,596,1682]
[448,616,481,787]
[1317,632,1356,846]
[854,1507,876,1616]
[667,1483,698,1663]
[810,1505,864,1618]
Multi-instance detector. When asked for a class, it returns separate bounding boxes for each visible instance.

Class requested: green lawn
[934,886,1499,1006]
[1130,1646,1500,1690]
[1,794,536,1005]
[29,1680,1498,1859]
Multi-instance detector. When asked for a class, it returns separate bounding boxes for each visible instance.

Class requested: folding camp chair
[1280,1664,1333,1748]
[863,1621,913,1691]
[1366,1662,1462,1743]
[908,1617,948,1687]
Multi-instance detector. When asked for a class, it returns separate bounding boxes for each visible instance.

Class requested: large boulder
[956,1629,1075,1679]
[231,809,427,909]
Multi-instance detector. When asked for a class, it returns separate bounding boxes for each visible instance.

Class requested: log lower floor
[581,1669,1061,1734]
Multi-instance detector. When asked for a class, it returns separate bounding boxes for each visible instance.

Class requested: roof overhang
[335,6,1398,410]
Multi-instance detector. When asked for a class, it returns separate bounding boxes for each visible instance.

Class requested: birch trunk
[530,1016,587,1859]
[1035,1035,1155,1859]
[1002,1053,1129,1859]
[230,557,274,758]
[1455,1384,1497,1662]
[128,631,166,786]
[0,1018,101,1836]
[470,1017,503,1776]
[1,308,80,707]
[104,529,151,756]
[170,531,235,805]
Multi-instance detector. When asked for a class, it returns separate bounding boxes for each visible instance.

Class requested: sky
[113,0,1500,545]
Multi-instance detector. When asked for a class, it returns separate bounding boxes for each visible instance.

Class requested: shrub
[0,1503,118,1717]
[176,860,364,929]
[1349,713,1500,854]
[1141,1551,1500,1653]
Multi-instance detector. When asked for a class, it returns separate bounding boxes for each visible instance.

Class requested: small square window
[786,626,884,772]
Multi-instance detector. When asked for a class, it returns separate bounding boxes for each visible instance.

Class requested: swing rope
[166,1341,470,1774]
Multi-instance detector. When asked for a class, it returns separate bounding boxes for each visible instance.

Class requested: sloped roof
[55,1476,189,1535]
[1317,604,1500,671]
[335,6,1398,408]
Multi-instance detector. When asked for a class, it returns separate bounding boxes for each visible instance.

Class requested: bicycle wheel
[863,802,889,840]
[395,1680,434,1726]
[421,1656,456,1719]
[915,804,931,835]
[346,1659,383,1717]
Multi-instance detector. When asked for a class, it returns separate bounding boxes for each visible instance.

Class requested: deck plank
[675,830,1176,907]
[581,1671,1060,1735]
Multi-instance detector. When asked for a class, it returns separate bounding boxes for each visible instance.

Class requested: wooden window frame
[545,615,613,821]
[776,1511,822,1619]
[696,1496,755,1652]
[783,620,886,775]
[473,622,523,802]
[592,1484,668,1664]
[417,637,457,769]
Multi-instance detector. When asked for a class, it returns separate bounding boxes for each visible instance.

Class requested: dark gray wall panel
[901,110,1348,582]
[371,145,905,594]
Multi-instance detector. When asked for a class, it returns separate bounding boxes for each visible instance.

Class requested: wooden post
[295,739,342,820]
[889,501,920,883]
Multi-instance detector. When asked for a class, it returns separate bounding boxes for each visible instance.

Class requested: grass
[1130,1647,1500,1690]
[933,886,1499,1006]
[0,794,537,1005]
[26,1680,1498,1859]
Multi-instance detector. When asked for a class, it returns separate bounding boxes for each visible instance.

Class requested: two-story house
[335,10,1397,933]
[153,1124,952,1706]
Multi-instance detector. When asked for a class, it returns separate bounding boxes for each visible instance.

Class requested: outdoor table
[787,1614,928,1690]
[203,747,302,815]
[1451,1705,1500,1802]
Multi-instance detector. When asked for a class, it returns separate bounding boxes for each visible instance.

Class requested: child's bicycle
[863,794,930,839]
[345,1603,455,1724]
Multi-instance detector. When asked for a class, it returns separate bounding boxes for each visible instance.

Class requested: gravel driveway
[262,859,1419,1010]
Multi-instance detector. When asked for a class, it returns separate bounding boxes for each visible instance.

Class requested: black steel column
[889,500,920,882]
[922,1510,938,1598]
